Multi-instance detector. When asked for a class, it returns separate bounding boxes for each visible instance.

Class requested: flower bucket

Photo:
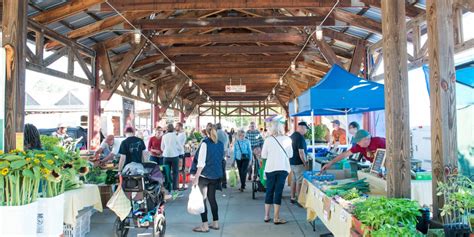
[0,201,38,237]
[37,194,65,237]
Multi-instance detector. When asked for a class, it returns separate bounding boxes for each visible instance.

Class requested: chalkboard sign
[370,149,386,174]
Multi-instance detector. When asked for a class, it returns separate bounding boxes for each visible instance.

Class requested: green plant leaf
[10,160,27,170]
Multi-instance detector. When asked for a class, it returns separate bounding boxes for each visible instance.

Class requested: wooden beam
[173,55,301,64]
[452,6,464,45]
[360,0,424,18]
[101,39,147,100]
[314,38,342,66]
[455,0,474,11]
[427,0,458,221]
[162,45,301,55]
[97,43,113,84]
[382,0,411,198]
[101,0,355,11]
[350,40,366,75]
[2,0,27,151]
[323,29,367,46]
[136,16,328,29]
[152,33,305,45]
[158,79,187,117]
[31,0,105,24]
[186,68,286,74]
[307,8,382,34]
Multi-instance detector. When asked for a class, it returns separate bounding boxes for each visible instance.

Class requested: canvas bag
[107,175,131,221]
[228,168,239,188]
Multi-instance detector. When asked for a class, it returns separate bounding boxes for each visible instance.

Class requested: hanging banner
[122,98,135,131]
[0,47,6,151]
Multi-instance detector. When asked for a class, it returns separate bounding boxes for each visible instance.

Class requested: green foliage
[436,174,474,226]
[354,197,421,236]
[40,135,60,150]
[325,179,370,197]
[304,125,328,143]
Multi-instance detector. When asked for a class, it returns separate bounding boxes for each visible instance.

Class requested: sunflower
[46,160,54,165]
[51,170,62,181]
[0,150,4,155]
[41,168,51,175]
[25,158,31,163]
[78,166,89,176]
[34,159,40,164]
[63,163,73,169]
[1,168,8,176]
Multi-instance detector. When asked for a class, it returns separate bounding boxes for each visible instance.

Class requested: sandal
[193,227,210,233]
[274,219,288,225]
[209,226,220,230]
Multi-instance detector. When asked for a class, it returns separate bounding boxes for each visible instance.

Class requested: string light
[290,61,296,71]
[188,78,193,87]
[316,25,323,41]
[207,96,210,101]
[279,77,283,85]
[171,62,176,73]
[200,89,203,95]
[133,29,141,44]
[272,88,276,94]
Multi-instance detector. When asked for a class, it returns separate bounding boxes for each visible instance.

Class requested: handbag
[237,140,250,160]
[107,175,131,221]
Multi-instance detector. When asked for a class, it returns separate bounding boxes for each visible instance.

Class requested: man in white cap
[52,123,70,140]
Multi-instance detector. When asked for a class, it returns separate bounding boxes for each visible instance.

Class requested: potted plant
[0,149,41,236]
[353,197,423,236]
[436,174,473,237]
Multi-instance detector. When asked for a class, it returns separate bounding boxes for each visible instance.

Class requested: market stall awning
[291,64,385,116]
[455,61,474,88]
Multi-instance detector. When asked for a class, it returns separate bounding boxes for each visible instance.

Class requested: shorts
[291,165,305,185]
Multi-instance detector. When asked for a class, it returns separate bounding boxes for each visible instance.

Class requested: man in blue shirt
[290,122,309,204]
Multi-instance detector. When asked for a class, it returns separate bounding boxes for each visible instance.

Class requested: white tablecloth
[63,184,103,226]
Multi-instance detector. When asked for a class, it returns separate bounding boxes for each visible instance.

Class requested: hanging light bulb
[133,29,141,44]
[279,77,283,85]
[188,78,193,87]
[316,25,323,41]
[207,96,210,101]
[170,62,176,73]
[272,88,275,94]
[199,89,203,95]
[291,61,296,71]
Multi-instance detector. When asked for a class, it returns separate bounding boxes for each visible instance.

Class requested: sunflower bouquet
[0,147,90,205]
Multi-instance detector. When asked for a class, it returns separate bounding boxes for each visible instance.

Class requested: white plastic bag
[107,176,131,221]
[187,185,205,215]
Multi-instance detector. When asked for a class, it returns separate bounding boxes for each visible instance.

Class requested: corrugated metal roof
[362,8,382,22]
[345,27,371,39]
[367,34,382,44]
[60,12,95,29]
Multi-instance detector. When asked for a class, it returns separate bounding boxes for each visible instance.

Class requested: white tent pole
[311,110,315,171]
[346,111,349,146]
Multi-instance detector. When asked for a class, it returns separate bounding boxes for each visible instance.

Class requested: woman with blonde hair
[191,123,225,232]
[261,119,293,224]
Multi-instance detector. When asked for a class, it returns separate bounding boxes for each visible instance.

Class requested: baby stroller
[114,162,166,237]
[251,149,266,200]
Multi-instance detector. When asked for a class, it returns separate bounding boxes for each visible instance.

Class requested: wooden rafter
[32,0,105,24]
[314,38,342,66]
[349,40,365,75]
[360,0,425,18]
[307,8,382,34]
[152,33,305,45]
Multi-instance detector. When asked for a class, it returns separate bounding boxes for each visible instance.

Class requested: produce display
[353,197,423,237]
[85,167,117,185]
[324,178,370,198]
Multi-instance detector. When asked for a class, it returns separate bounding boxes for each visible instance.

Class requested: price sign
[225,85,246,93]
[370,149,386,174]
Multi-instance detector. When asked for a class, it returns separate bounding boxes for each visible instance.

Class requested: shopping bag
[107,176,131,221]
[187,185,205,215]
[228,168,238,188]
[259,159,267,187]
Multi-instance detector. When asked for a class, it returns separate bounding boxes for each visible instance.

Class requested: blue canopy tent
[290,64,385,161]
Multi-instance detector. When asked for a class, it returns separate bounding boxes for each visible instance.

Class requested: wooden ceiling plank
[162,45,301,55]
[135,16,328,29]
[32,0,105,24]
[359,0,425,18]
[152,33,305,45]
[100,0,355,11]
[307,8,382,34]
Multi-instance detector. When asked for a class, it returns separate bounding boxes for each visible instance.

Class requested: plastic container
[415,172,432,180]
[0,201,38,237]
[303,171,335,181]
[37,193,65,237]
[63,207,93,237]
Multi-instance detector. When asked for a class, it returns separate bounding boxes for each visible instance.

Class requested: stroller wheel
[114,217,129,237]
[153,213,166,237]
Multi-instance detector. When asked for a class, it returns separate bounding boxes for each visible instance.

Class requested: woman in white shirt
[161,123,181,193]
[261,120,293,225]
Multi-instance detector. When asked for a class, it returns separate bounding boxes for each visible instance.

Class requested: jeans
[198,177,219,223]
[221,158,227,187]
[164,156,179,191]
[150,156,163,165]
[265,171,288,205]
[236,159,250,189]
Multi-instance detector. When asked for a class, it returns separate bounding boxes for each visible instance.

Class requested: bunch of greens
[40,135,60,150]
[304,125,328,143]
[353,197,422,236]
[325,179,370,197]
[436,174,474,227]
[85,166,107,184]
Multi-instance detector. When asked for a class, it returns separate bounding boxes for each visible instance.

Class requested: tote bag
[107,175,131,221]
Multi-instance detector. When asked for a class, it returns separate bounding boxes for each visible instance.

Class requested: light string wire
[105,1,212,101]
[267,0,339,101]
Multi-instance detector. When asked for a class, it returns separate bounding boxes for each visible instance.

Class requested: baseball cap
[298,121,309,129]
[353,129,370,143]
[331,120,341,125]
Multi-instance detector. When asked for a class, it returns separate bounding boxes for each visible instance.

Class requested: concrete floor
[88,182,330,237]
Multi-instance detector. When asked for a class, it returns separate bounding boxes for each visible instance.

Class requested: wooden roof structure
[15,0,431,116]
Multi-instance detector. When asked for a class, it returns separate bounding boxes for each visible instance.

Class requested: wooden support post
[218,101,222,123]
[196,107,201,130]
[179,111,185,124]
[382,0,411,198]
[452,6,464,45]
[427,0,458,220]
[88,58,101,151]
[2,0,27,151]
